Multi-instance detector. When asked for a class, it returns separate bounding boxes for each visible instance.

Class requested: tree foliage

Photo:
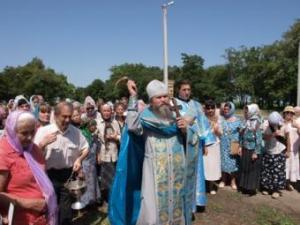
[1,19,300,109]
[0,57,75,103]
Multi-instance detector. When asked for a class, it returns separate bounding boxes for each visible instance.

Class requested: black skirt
[261,152,286,191]
[100,161,116,191]
[239,148,261,191]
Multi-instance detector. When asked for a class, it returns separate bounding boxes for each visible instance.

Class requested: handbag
[230,141,240,155]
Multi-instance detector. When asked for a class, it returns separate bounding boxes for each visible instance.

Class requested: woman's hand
[106,132,119,142]
[251,153,258,161]
[1,193,46,213]
[17,198,46,212]
[238,147,242,156]
[1,215,9,225]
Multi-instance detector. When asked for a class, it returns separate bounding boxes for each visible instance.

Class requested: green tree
[84,79,105,101]
[205,65,232,103]
[0,58,75,103]
[179,53,206,101]
[104,63,162,101]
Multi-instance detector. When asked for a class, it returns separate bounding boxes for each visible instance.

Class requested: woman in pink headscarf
[0,111,57,225]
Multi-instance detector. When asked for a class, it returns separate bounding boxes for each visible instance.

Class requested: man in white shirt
[35,101,88,225]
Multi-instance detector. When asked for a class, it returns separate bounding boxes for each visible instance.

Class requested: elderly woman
[81,96,102,122]
[261,112,289,199]
[114,103,126,133]
[0,111,57,225]
[71,108,82,128]
[219,102,241,190]
[238,104,263,195]
[282,106,300,191]
[98,103,120,207]
[80,119,101,208]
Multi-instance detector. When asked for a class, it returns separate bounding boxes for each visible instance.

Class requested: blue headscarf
[223,102,235,119]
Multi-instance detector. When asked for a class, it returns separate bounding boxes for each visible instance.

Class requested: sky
[0,0,299,87]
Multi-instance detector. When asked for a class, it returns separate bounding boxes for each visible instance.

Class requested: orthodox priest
[109,79,199,225]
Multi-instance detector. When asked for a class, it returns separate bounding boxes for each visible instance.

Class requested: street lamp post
[162,1,174,86]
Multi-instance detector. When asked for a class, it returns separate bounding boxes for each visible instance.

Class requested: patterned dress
[80,134,101,206]
[220,117,241,173]
[261,126,286,191]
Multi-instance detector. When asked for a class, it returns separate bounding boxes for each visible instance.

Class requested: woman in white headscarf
[261,111,289,199]
[238,104,263,195]
[81,96,102,122]
[13,95,30,112]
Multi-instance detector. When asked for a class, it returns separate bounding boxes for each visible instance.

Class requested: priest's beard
[152,104,174,121]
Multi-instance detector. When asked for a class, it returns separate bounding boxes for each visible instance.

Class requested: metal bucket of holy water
[64,171,87,210]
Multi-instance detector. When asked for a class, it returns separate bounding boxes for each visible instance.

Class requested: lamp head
[167,1,174,6]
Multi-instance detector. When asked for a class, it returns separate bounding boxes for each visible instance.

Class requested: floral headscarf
[245,103,261,130]
[246,103,260,120]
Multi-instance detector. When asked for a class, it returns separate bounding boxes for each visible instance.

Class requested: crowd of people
[0,79,299,225]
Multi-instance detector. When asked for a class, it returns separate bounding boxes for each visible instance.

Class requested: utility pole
[162,1,174,86]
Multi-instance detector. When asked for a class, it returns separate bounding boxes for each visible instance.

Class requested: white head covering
[84,96,96,108]
[106,101,114,110]
[146,80,168,99]
[65,98,72,103]
[247,103,260,119]
[268,111,283,126]
[72,101,82,109]
[245,103,261,130]
[13,95,30,110]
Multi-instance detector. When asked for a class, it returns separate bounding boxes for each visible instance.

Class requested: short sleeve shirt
[264,126,286,154]
[34,123,89,170]
[0,137,45,224]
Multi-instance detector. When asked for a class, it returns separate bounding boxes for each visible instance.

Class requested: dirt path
[73,186,300,225]
[196,186,300,225]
